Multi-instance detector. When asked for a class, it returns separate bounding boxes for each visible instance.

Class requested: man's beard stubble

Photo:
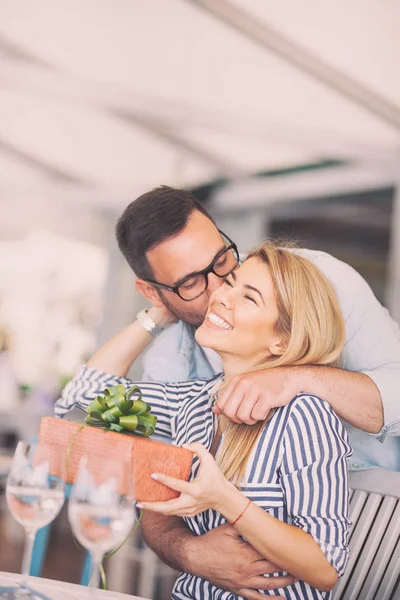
[159,290,205,329]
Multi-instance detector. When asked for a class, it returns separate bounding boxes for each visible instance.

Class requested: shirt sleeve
[309,252,400,438]
[54,365,207,439]
[279,394,352,578]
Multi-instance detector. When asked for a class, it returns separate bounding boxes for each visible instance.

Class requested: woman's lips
[205,311,233,331]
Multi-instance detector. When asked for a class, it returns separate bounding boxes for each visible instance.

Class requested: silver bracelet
[136,309,164,338]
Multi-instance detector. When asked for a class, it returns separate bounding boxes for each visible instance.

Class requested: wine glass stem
[89,552,102,598]
[20,530,36,590]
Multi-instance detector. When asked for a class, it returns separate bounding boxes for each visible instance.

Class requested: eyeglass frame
[142,230,239,302]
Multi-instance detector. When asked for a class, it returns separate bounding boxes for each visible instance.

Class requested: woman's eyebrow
[228,272,264,303]
[244,284,264,303]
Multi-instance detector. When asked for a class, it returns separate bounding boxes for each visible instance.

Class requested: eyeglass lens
[178,247,238,300]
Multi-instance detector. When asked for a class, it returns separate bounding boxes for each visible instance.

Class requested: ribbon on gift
[84,384,157,437]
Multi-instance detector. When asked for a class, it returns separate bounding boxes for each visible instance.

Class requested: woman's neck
[220,354,261,383]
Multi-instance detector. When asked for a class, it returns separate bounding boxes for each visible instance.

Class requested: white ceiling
[0,0,399,207]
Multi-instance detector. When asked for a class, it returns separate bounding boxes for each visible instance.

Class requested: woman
[61,242,352,599]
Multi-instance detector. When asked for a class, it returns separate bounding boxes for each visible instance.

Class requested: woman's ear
[135,279,164,308]
[268,337,286,357]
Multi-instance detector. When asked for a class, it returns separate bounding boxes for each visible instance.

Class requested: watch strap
[136,309,164,338]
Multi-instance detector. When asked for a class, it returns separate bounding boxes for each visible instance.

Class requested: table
[0,572,150,599]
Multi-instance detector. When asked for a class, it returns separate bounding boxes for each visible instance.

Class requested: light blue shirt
[141,249,400,472]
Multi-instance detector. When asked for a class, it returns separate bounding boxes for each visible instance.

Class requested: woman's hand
[147,305,178,328]
[137,442,235,517]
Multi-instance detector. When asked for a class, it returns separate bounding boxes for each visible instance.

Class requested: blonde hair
[216,241,345,485]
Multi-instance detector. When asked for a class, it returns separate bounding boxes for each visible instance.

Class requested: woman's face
[195,257,283,367]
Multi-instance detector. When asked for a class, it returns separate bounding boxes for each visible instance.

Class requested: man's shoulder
[291,247,353,274]
[142,320,216,382]
[141,320,191,381]
[290,248,373,314]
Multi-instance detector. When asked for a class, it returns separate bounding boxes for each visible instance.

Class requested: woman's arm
[227,395,351,590]
[217,489,339,592]
[54,305,179,422]
[87,306,175,377]
[54,364,172,436]
[140,395,351,591]
[54,364,208,440]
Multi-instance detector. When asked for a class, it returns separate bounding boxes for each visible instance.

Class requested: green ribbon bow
[84,384,157,437]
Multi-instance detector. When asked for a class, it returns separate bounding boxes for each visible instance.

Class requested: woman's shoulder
[169,372,224,401]
[287,392,332,410]
[259,393,340,449]
[273,394,352,469]
[280,392,344,431]
[186,372,223,392]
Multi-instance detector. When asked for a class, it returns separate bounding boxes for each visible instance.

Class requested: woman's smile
[196,258,282,370]
[205,311,233,331]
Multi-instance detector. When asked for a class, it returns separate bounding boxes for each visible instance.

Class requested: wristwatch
[136,309,164,338]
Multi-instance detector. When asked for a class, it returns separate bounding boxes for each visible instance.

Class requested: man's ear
[135,279,164,308]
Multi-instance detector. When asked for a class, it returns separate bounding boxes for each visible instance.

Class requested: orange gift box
[37,416,194,502]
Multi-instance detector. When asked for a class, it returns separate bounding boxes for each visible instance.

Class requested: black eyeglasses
[144,230,239,301]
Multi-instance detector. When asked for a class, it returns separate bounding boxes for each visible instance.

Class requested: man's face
[146,210,231,327]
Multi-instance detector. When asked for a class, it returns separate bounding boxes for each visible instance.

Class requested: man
[56,186,400,598]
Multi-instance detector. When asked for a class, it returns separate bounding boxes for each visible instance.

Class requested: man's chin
[166,306,205,328]
[184,314,207,329]
[167,310,205,329]
[159,293,206,328]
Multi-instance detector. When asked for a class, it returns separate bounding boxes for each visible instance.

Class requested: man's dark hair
[116,186,216,279]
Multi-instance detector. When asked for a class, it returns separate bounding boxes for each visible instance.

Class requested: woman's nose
[207,272,224,295]
[209,278,233,308]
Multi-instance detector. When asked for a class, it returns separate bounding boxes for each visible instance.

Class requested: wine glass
[68,456,135,597]
[5,440,65,599]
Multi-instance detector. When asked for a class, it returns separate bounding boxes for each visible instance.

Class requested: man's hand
[186,523,295,599]
[213,368,302,424]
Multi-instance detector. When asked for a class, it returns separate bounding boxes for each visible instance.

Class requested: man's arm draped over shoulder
[301,251,400,437]
[215,252,400,438]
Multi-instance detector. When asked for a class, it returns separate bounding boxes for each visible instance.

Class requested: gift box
[37,416,193,502]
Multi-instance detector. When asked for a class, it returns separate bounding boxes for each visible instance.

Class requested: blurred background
[0,0,399,598]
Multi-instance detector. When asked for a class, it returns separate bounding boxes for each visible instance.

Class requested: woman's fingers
[137,494,205,517]
[150,472,192,494]
[182,442,213,464]
[182,441,207,453]
[137,497,185,514]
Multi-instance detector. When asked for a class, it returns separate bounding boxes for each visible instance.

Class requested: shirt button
[352,463,360,469]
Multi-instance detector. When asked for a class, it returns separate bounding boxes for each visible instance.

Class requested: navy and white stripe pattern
[56,366,352,600]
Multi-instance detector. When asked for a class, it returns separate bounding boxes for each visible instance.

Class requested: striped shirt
[56,366,352,600]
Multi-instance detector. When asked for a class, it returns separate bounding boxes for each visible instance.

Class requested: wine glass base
[0,586,51,600]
